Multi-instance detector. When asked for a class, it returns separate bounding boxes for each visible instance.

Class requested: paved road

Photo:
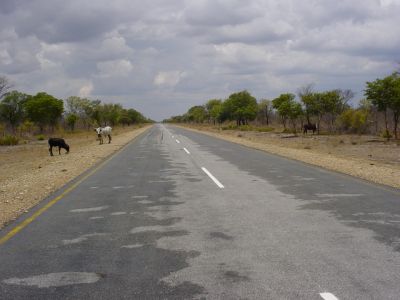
[1,124,400,299]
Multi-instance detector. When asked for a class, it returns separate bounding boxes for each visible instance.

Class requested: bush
[381,130,392,140]
[36,134,46,141]
[0,135,19,146]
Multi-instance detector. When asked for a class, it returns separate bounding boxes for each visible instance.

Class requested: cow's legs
[49,146,53,156]
[108,134,111,143]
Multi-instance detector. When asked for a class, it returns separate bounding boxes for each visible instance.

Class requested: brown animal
[48,138,70,156]
[303,123,317,134]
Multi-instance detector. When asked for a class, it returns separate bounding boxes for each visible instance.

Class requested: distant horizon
[1,0,399,121]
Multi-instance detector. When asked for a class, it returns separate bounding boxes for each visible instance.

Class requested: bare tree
[0,76,12,99]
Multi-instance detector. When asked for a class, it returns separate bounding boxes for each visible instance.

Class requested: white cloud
[96,59,133,78]
[153,71,186,87]
[79,82,94,97]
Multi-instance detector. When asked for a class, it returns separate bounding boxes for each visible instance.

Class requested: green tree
[298,84,316,124]
[127,108,145,124]
[205,99,223,124]
[66,113,78,131]
[223,90,258,126]
[24,92,64,132]
[187,105,207,123]
[366,72,400,139]
[272,93,301,130]
[0,91,29,133]
[102,103,123,126]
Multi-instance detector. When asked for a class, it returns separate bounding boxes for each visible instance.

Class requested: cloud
[153,71,187,87]
[96,59,133,78]
[78,82,93,97]
[0,0,399,120]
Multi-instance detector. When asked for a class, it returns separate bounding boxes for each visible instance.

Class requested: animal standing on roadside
[48,138,70,156]
[303,123,317,135]
[94,126,112,144]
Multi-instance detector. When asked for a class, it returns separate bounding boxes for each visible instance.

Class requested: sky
[0,0,399,121]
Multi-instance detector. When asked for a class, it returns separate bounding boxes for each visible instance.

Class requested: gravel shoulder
[176,125,400,190]
[0,125,151,229]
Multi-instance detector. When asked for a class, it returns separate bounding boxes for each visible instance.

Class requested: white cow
[94,126,112,144]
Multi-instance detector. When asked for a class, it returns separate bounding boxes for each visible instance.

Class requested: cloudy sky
[1,0,399,120]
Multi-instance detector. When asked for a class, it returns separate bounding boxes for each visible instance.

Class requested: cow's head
[94,127,102,137]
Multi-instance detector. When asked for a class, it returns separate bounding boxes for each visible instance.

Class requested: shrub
[0,135,19,146]
[381,130,392,140]
[36,134,46,141]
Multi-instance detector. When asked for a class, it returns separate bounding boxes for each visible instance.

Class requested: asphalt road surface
[1,124,400,299]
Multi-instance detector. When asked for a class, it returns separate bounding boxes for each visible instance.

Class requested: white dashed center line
[175,139,180,144]
[183,147,190,154]
[320,292,339,300]
[201,167,224,188]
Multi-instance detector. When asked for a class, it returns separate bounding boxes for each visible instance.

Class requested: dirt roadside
[0,125,151,229]
[176,125,400,190]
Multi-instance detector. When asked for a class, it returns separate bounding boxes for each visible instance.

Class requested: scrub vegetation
[164,72,400,140]
[0,75,152,145]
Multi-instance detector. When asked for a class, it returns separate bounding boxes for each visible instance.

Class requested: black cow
[303,123,317,134]
[48,138,70,156]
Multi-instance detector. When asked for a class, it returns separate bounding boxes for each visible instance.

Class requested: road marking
[0,127,150,246]
[201,167,224,188]
[175,139,180,144]
[320,292,339,300]
[183,147,190,154]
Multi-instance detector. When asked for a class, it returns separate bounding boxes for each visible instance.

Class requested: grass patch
[0,135,19,146]
[35,134,46,141]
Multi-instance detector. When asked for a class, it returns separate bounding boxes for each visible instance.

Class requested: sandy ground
[0,125,150,229]
[177,125,400,190]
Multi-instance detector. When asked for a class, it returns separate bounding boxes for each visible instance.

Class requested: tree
[102,103,123,126]
[127,108,145,124]
[365,72,400,139]
[257,99,273,125]
[223,90,258,126]
[205,99,223,125]
[0,91,29,133]
[0,76,12,99]
[272,93,302,130]
[24,92,64,132]
[66,113,78,131]
[298,84,315,124]
[187,105,207,123]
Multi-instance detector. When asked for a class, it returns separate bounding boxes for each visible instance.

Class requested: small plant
[0,135,19,146]
[36,134,46,141]
[381,130,392,140]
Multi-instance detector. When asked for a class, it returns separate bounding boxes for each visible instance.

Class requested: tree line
[0,76,151,138]
[164,72,400,139]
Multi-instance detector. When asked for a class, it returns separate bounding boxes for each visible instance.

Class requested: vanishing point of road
[1,124,400,299]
